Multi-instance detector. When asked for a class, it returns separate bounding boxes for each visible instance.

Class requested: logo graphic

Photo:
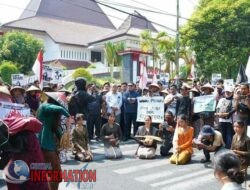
[4,160,30,184]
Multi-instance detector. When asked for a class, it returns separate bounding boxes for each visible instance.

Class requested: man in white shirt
[105,84,123,124]
[164,84,182,117]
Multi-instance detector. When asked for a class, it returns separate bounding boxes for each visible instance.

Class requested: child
[72,113,93,161]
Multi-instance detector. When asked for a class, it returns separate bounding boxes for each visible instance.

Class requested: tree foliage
[140,30,194,77]
[181,0,250,79]
[0,61,19,84]
[0,31,44,74]
[104,42,124,79]
[72,68,93,81]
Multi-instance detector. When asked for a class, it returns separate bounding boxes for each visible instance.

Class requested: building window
[91,51,101,62]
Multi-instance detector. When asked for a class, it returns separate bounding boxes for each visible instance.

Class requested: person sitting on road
[159,111,176,156]
[193,125,225,163]
[101,112,123,159]
[213,150,245,190]
[170,114,194,165]
[72,113,93,162]
[135,115,160,159]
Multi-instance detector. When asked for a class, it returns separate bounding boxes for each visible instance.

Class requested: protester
[72,113,93,162]
[194,125,224,163]
[10,86,26,104]
[216,85,235,148]
[200,83,215,127]
[100,113,123,159]
[213,150,245,190]
[68,77,95,118]
[135,116,160,159]
[231,120,250,173]
[0,86,12,102]
[123,82,139,141]
[159,111,176,156]
[190,87,202,138]
[105,84,123,123]
[170,114,194,165]
[148,83,161,96]
[234,83,250,125]
[25,85,41,116]
[2,117,49,190]
[37,92,70,190]
[87,84,102,141]
[176,83,192,120]
[164,84,181,117]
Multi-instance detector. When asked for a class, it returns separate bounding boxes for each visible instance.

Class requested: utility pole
[175,0,180,77]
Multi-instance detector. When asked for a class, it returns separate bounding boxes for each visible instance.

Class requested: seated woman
[214,150,245,190]
[231,120,250,173]
[72,113,93,162]
[100,113,122,159]
[135,115,160,159]
[170,114,194,165]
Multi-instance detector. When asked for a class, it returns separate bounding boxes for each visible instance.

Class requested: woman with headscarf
[37,92,70,190]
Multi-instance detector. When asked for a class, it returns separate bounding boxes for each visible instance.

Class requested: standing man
[164,84,182,117]
[123,82,139,141]
[176,83,192,121]
[106,84,123,124]
[87,84,103,141]
[68,77,95,118]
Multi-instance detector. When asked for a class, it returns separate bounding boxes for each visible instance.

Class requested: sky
[0,0,199,36]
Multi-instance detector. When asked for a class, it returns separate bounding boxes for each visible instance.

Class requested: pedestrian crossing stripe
[151,168,212,187]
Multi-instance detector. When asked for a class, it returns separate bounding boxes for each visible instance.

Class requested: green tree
[0,31,44,74]
[72,68,93,81]
[181,0,250,79]
[104,42,124,79]
[140,30,160,68]
[140,30,193,78]
[0,61,19,84]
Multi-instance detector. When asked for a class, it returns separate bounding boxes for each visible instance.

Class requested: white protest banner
[211,73,221,86]
[136,96,164,123]
[0,102,30,119]
[42,65,53,82]
[224,79,234,87]
[193,95,216,113]
[50,67,64,84]
[11,74,25,86]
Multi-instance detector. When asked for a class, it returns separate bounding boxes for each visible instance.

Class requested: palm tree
[104,42,124,79]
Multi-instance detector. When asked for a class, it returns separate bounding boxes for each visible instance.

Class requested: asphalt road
[59,140,225,190]
[1,140,249,190]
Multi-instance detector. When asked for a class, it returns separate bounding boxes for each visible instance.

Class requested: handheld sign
[193,95,216,113]
[211,73,221,86]
[137,96,164,123]
[11,74,25,86]
[0,102,30,119]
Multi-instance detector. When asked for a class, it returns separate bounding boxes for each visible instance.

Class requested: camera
[162,121,169,129]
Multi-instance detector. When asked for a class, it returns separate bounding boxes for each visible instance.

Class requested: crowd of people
[0,76,249,190]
